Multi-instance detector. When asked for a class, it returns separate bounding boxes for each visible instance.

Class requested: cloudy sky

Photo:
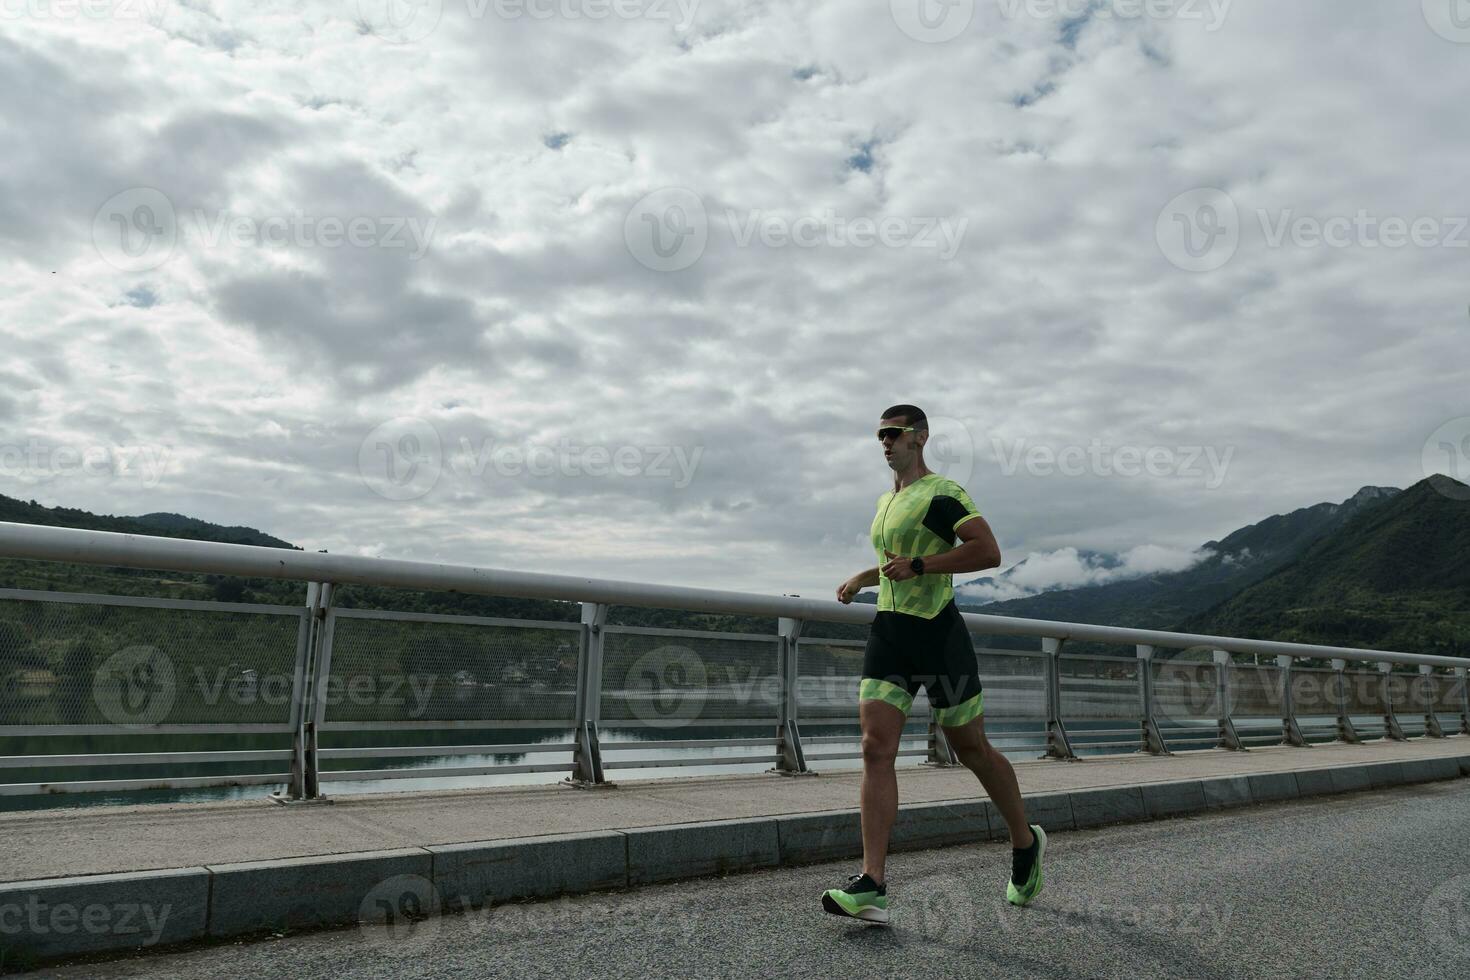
[1,0,1467,601]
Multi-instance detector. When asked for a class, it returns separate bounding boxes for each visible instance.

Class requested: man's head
[878,404,928,473]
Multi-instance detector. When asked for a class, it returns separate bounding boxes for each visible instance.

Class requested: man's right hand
[836,578,860,603]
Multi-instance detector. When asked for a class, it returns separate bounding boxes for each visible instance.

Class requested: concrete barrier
[7,751,1469,968]
[1069,786,1147,828]
[206,848,433,938]
[775,808,863,865]
[625,817,780,886]
[0,867,209,965]
[431,831,627,908]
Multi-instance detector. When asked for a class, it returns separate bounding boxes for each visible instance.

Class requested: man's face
[878,415,925,472]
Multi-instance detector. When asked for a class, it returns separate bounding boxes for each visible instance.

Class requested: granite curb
[4,751,1466,968]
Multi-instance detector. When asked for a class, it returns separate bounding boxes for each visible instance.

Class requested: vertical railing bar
[1278,654,1308,747]
[567,601,609,787]
[772,617,811,775]
[1333,658,1361,743]
[1214,649,1244,751]
[1042,637,1075,760]
[275,582,317,802]
[1378,661,1407,740]
[1137,644,1169,755]
[1420,665,1446,738]
[1458,666,1470,736]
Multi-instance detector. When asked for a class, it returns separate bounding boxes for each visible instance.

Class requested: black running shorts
[859,599,984,725]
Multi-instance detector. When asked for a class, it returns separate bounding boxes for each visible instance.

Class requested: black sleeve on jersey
[923,495,970,543]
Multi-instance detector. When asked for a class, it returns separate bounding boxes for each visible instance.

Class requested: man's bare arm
[836,566,880,603]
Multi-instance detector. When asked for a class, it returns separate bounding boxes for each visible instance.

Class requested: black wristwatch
[909,556,925,576]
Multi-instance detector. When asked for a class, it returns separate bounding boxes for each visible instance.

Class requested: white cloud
[0,1,1464,599]
[958,543,1213,604]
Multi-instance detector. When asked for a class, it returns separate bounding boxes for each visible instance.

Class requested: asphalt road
[34,779,1470,979]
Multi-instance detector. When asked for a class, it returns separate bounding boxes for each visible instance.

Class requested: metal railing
[0,520,1467,799]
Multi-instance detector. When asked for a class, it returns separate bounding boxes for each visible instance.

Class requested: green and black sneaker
[822,872,889,924]
[1006,823,1046,907]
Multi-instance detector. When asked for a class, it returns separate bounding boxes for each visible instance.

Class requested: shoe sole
[822,892,890,924]
[1008,824,1047,907]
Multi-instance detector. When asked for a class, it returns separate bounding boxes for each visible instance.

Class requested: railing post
[1041,638,1075,760]
[1136,644,1169,755]
[1332,658,1362,743]
[925,718,960,767]
[299,582,335,801]
[1421,665,1446,738]
[1378,662,1407,740]
[1213,650,1245,751]
[1458,667,1470,736]
[277,582,319,802]
[567,601,610,787]
[772,617,812,775]
[1277,655,1308,747]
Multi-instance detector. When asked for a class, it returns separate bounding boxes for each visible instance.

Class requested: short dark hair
[880,404,927,429]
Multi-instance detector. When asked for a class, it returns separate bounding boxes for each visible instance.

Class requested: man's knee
[861,731,900,766]
[943,721,989,757]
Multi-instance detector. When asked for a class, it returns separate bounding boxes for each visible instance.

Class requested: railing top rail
[2,520,1466,670]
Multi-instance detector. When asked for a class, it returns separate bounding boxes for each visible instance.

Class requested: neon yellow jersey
[870,473,982,618]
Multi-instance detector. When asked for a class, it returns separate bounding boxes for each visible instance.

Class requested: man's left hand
[882,549,919,581]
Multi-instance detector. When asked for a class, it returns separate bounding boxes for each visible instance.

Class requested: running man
[822,404,1045,924]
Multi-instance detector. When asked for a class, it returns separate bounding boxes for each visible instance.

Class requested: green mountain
[960,485,1402,632]
[1174,475,1470,656]
[0,496,297,549]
